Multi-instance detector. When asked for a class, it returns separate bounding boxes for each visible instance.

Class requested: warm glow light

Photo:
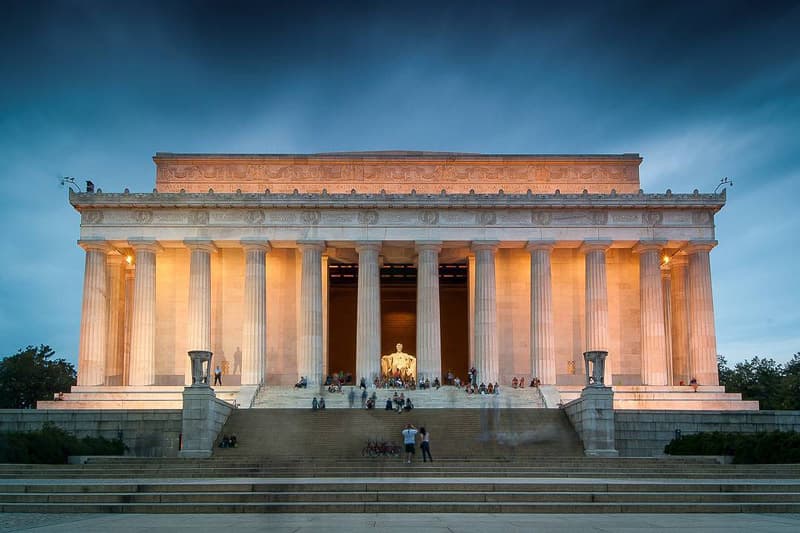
[126,255,133,264]
[662,255,670,264]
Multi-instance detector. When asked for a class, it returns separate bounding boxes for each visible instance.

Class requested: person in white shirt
[401,423,418,464]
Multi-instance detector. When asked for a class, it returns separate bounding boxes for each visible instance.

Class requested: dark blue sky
[1,0,798,365]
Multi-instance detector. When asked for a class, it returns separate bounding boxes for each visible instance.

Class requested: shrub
[0,423,125,464]
[664,430,800,464]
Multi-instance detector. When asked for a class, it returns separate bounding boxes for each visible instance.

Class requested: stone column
[123,261,135,385]
[185,240,216,353]
[416,241,442,382]
[527,241,556,384]
[468,254,476,369]
[686,240,720,386]
[662,265,674,385]
[581,241,611,384]
[241,240,270,386]
[472,241,499,384]
[298,241,325,385]
[634,241,669,386]
[105,253,126,385]
[356,242,382,383]
[77,239,110,386]
[670,252,690,385]
[322,254,329,379]
[128,239,161,386]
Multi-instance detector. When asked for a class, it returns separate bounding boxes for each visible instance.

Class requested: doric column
[322,254,329,379]
[670,252,690,385]
[128,239,161,386]
[581,240,612,384]
[356,242,382,383]
[185,240,216,355]
[527,241,556,384]
[241,240,270,385]
[472,241,499,384]
[662,265,674,385]
[634,240,669,385]
[297,241,325,385]
[686,240,720,385]
[105,253,126,384]
[77,239,110,386]
[416,241,442,382]
[123,261,135,385]
[468,254,476,368]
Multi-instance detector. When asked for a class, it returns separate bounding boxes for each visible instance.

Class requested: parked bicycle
[361,439,401,458]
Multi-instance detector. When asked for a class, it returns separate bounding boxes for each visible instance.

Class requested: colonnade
[76,238,720,388]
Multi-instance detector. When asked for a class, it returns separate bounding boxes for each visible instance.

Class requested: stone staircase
[1,457,799,513]
[218,408,581,459]
[36,385,257,410]
[558,385,759,411]
[253,385,547,409]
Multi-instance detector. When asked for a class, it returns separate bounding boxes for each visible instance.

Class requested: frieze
[357,210,379,225]
[418,211,439,225]
[643,211,663,226]
[591,211,609,225]
[692,211,712,225]
[268,212,296,223]
[611,213,639,223]
[301,210,321,225]
[531,211,552,226]
[133,210,153,224]
[187,210,210,225]
[476,212,497,225]
[244,210,265,225]
[83,210,103,225]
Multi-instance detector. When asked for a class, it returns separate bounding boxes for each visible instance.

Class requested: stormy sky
[0,0,798,366]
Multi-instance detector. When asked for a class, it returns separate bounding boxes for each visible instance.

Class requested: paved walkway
[2,513,800,532]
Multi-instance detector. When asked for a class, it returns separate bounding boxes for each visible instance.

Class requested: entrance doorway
[327,263,468,381]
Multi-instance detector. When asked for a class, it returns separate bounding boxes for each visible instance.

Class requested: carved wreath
[418,211,439,225]
[591,211,609,225]
[643,211,663,226]
[477,212,497,225]
[302,210,321,225]
[691,211,711,225]
[357,210,379,225]
[133,210,153,224]
[531,211,552,226]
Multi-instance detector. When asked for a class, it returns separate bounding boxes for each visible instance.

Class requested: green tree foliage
[0,423,124,464]
[665,430,800,464]
[0,345,76,409]
[718,353,800,410]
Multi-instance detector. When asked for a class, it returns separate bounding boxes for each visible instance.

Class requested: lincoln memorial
[59,151,737,409]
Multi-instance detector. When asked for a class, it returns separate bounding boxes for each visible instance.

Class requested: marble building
[69,151,725,394]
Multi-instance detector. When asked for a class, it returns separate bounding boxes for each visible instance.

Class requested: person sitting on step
[385,397,393,410]
[511,376,519,389]
[312,397,319,410]
[319,397,326,409]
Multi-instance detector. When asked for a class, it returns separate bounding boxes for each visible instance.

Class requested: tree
[718,353,799,410]
[0,345,76,409]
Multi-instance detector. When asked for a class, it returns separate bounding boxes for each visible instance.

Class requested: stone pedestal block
[179,386,233,459]
[564,386,618,457]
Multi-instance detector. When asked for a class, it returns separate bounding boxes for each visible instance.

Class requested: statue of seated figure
[381,343,417,380]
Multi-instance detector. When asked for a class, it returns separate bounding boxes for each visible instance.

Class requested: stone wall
[615,410,800,457]
[0,409,182,457]
[564,387,616,456]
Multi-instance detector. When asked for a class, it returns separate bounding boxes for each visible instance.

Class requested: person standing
[420,426,433,462]
[401,423,418,464]
[213,365,223,386]
[348,388,356,408]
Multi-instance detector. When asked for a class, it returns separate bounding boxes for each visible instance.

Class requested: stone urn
[188,350,213,387]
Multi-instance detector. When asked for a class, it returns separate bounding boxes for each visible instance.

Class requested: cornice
[70,190,725,211]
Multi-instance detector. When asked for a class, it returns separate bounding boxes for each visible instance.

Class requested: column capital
[471,240,499,253]
[297,240,326,253]
[415,240,442,253]
[128,239,163,254]
[355,241,382,254]
[240,239,272,253]
[526,240,556,252]
[78,238,111,253]
[669,251,689,267]
[580,240,612,254]
[633,240,668,254]
[106,252,126,265]
[684,240,718,254]
[184,239,218,254]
